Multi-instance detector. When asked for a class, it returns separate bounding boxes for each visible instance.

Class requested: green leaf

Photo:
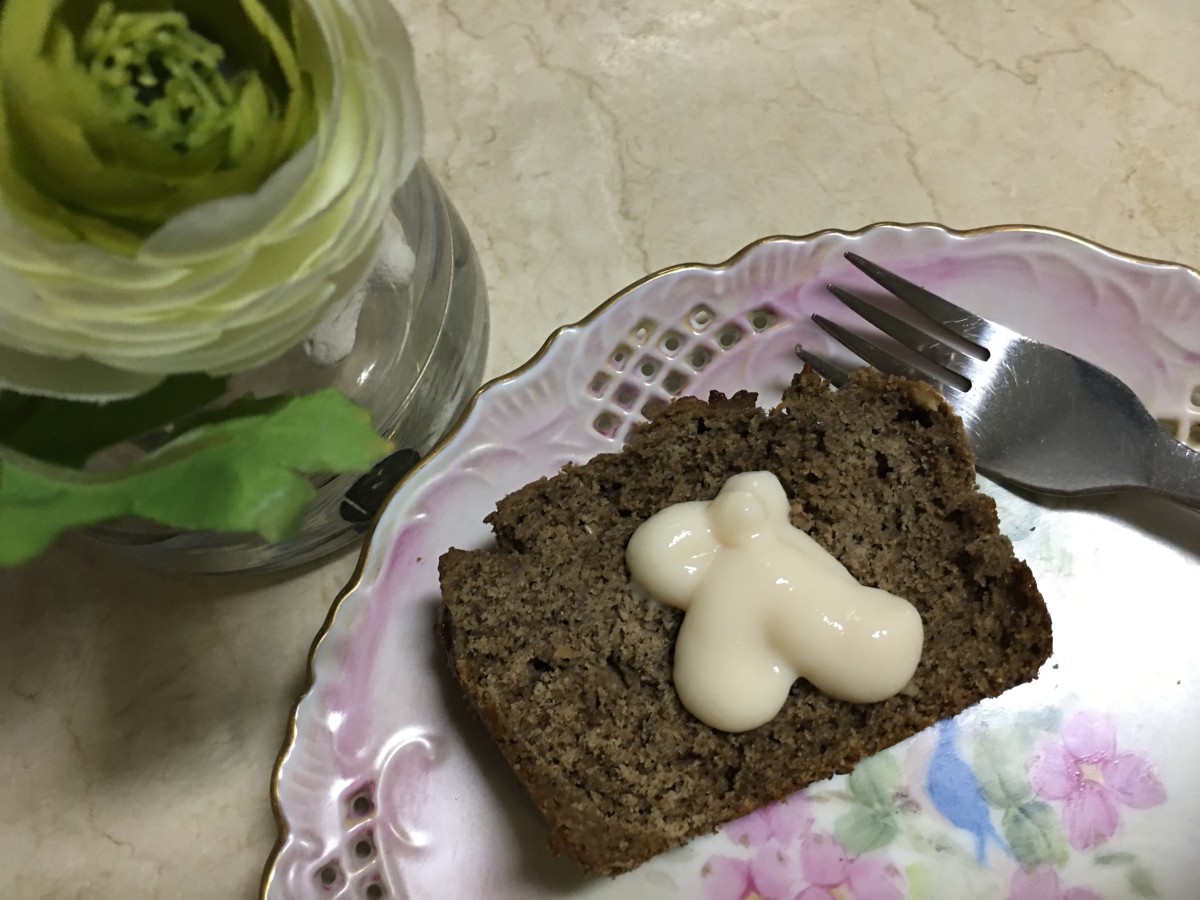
[905,829,976,866]
[834,806,898,855]
[1129,865,1159,898]
[1001,801,1068,868]
[972,731,1036,809]
[904,864,932,900]
[810,789,853,804]
[0,374,227,467]
[1096,851,1138,866]
[847,751,904,811]
[0,390,390,565]
[1015,704,1064,734]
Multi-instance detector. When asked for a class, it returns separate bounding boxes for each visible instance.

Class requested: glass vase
[83,162,489,574]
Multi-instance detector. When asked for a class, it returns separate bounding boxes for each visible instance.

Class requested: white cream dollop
[625,471,923,733]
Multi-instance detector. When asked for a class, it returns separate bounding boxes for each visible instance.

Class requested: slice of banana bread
[437,368,1052,876]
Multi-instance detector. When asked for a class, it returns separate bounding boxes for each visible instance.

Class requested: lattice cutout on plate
[306,781,392,899]
[1190,383,1200,448]
[588,304,783,441]
[1160,383,1200,448]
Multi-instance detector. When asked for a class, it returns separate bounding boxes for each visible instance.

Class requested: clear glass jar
[84,162,489,573]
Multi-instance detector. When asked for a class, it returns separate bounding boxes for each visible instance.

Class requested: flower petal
[794,888,838,900]
[749,843,804,900]
[140,140,320,260]
[1029,741,1081,801]
[1008,865,1060,900]
[0,337,160,400]
[799,834,850,889]
[1100,752,1166,809]
[701,855,753,900]
[1061,712,1116,763]
[726,808,773,848]
[1063,781,1119,850]
[846,858,904,900]
[765,796,815,844]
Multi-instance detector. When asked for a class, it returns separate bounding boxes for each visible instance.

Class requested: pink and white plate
[263,224,1200,900]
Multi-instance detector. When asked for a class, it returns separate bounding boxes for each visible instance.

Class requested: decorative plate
[263,224,1200,900]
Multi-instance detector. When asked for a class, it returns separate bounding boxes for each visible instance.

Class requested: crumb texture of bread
[437,369,1052,876]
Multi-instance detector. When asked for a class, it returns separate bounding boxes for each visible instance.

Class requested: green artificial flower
[0,0,425,563]
[0,0,422,399]
[0,0,312,248]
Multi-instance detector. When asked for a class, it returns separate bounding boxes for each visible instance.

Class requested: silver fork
[795,252,1200,508]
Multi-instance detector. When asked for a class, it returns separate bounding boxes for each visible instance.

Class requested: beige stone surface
[1,0,1198,897]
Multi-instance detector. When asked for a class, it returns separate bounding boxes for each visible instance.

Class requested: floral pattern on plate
[700,703,1168,900]
[263,224,1200,899]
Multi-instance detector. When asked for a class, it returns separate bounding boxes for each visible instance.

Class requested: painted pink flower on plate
[724,796,815,848]
[702,855,760,900]
[1008,865,1101,900]
[1028,712,1166,850]
[702,833,904,900]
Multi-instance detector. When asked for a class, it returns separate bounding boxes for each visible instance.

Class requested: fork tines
[793,345,851,387]
[805,252,1003,394]
[842,252,992,342]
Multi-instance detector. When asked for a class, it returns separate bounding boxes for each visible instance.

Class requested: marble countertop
[3,1,1198,897]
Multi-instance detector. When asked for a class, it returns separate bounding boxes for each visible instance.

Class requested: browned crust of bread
[436,369,1052,875]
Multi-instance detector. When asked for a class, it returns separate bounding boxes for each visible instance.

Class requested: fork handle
[1147,429,1200,510]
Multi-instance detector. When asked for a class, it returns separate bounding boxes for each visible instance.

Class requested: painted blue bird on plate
[926,717,1008,864]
